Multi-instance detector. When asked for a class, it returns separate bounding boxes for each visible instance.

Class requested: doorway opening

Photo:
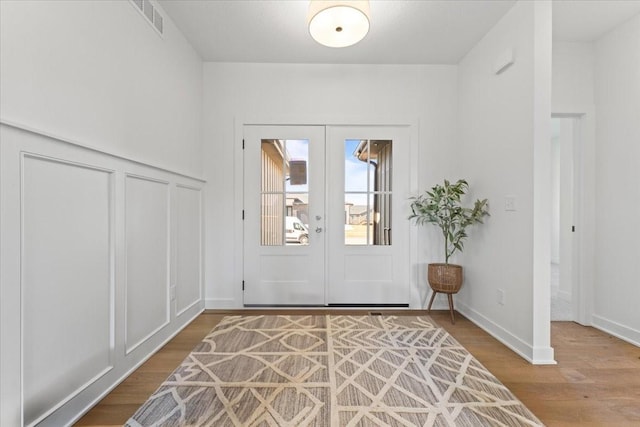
[550,116,580,321]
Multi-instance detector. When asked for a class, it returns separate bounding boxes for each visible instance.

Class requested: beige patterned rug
[126,315,544,426]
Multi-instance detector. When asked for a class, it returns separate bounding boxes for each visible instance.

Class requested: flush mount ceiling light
[308,0,370,48]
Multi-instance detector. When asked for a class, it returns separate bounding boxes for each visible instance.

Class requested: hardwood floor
[76,310,640,426]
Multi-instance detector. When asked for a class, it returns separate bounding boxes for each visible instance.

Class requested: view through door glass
[261,139,310,246]
[344,139,392,245]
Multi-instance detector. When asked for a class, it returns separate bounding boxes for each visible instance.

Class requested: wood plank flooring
[75,310,640,426]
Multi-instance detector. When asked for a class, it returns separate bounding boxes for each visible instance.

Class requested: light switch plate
[505,195,516,211]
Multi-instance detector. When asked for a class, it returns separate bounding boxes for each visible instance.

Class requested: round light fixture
[308,1,370,48]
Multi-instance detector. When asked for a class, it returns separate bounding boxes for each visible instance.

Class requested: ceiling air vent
[130,0,164,36]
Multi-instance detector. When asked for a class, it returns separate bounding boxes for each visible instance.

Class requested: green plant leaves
[408,179,490,264]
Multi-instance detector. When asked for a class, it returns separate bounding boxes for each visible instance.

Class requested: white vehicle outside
[286,216,309,245]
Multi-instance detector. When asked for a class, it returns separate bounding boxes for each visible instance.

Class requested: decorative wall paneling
[0,122,205,427]
[175,185,203,316]
[124,174,170,355]
[21,154,115,426]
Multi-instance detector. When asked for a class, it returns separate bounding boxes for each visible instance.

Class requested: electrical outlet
[497,289,505,305]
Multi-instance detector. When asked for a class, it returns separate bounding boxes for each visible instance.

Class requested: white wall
[552,42,595,109]
[550,41,595,271]
[202,63,458,308]
[0,0,203,177]
[456,1,554,363]
[550,41,597,325]
[0,1,205,425]
[593,14,640,344]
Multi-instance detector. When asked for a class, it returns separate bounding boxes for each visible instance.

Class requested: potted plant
[409,179,489,322]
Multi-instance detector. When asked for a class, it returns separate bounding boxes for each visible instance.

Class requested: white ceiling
[553,0,640,41]
[158,0,640,64]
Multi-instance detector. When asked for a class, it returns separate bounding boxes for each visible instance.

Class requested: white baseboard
[68,307,204,426]
[592,315,640,347]
[205,297,238,309]
[456,301,556,365]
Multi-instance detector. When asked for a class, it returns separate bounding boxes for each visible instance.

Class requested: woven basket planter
[427,263,463,294]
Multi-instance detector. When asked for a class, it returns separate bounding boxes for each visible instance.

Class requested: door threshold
[243,304,326,308]
[327,303,409,308]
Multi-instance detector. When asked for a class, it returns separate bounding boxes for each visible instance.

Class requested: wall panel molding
[124,174,171,355]
[21,153,116,426]
[0,119,205,182]
[0,123,205,427]
[175,185,203,316]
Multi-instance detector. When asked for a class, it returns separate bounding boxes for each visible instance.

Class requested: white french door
[243,125,326,305]
[326,126,410,305]
[243,125,410,306]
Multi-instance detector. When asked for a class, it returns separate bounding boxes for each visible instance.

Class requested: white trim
[0,120,205,182]
[592,315,640,347]
[176,183,203,191]
[206,298,238,309]
[66,308,204,426]
[457,301,557,365]
[19,153,117,426]
[234,118,245,307]
[176,299,201,317]
[551,105,596,327]
[1,123,206,426]
[123,174,171,355]
[175,186,204,317]
[531,0,553,368]
[124,172,171,186]
[26,365,113,427]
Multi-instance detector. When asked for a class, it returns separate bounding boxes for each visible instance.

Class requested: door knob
[315,227,323,233]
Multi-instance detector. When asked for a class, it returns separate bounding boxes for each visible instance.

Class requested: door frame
[233,116,419,308]
[551,108,596,326]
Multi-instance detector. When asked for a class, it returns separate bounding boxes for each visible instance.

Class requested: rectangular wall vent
[143,0,154,22]
[153,9,164,34]
[130,0,164,36]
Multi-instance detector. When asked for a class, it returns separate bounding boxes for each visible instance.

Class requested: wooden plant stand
[426,263,463,324]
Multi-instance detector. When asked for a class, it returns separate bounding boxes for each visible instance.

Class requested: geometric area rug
[126,315,544,426]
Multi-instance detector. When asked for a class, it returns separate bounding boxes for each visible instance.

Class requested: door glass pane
[345,139,369,192]
[261,139,310,246]
[286,193,309,245]
[344,139,392,245]
[261,140,285,193]
[373,192,392,245]
[261,193,284,246]
[344,193,369,245]
[284,140,310,245]
[285,139,309,191]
